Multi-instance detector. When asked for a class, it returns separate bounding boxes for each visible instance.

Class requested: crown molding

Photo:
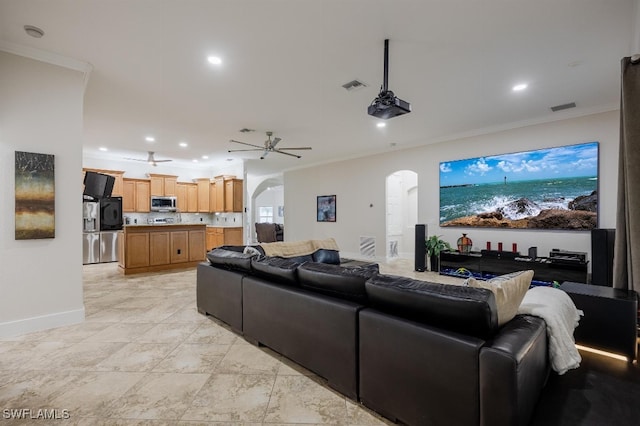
[0,40,93,91]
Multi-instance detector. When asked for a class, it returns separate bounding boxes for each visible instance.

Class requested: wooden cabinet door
[170,231,189,263]
[150,176,164,196]
[189,230,206,261]
[224,227,243,246]
[232,179,243,212]
[196,179,210,213]
[209,182,217,212]
[214,177,224,212]
[176,183,187,212]
[187,184,198,213]
[164,177,177,196]
[122,179,135,212]
[135,180,150,212]
[223,179,243,212]
[126,233,149,268]
[206,228,216,251]
[149,232,170,266]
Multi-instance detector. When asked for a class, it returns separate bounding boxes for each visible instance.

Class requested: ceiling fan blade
[152,159,172,163]
[271,137,281,149]
[260,150,270,160]
[230,139,263,149]
[272,149,302,159]
[277,147,312,150]
[124,157,149,162]
[228,148,263,152]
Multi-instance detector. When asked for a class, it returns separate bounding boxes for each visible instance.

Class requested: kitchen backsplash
[124,211,243,226]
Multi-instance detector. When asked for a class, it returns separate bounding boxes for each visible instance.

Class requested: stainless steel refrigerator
[83,199,122,265]
[83,201,100,264]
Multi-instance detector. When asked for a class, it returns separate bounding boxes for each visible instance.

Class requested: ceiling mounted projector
[368,39,411,119]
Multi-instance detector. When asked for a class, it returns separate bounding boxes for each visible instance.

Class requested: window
[258,206,273,223]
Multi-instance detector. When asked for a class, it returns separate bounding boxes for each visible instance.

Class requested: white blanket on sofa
[517,286,583,375]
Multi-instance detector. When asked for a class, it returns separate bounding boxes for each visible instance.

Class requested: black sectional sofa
[197,245,550,426]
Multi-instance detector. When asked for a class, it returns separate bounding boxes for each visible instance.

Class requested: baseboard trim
[0,307,85,339]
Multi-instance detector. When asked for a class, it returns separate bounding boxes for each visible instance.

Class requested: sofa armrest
[479,314,549,426]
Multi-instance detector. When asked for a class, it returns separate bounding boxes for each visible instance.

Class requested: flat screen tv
[83,171,115,200]
[439,141,599,230]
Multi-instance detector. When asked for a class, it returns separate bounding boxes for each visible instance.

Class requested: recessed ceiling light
[512,83,528,92]
[202,155,209,159]
[192,159,198,163]
[24,25,44,38]
[207,56,222,65]
[179,142,188,147]
[145,136,155,142]
[98,147,108,152]
[376,122,386,128]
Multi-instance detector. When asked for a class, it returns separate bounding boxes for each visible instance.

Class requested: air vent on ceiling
[342,79,368,91]
[550,102,576,112]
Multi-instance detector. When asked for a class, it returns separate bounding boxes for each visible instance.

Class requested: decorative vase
[457,233,473,254]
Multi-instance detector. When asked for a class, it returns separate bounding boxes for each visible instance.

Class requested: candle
[512,243,517,253]
[498,242,503,251]
[486,241,491,250]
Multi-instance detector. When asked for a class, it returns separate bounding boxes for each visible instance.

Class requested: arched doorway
[385,170,418,259]
[250,177,284,243]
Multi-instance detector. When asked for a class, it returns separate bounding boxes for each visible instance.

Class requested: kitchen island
[118,224,206,275]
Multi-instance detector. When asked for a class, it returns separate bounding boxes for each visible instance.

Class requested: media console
[439,250,588,285]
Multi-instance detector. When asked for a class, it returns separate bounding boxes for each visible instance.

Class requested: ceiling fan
[125,151,172,167]
[229,131,311,159]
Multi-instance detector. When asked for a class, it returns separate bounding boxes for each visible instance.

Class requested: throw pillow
[466,270,534,326]
[243,245,262,257]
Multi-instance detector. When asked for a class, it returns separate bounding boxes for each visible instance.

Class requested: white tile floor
[1,259,461,425]
[0,260,458,425]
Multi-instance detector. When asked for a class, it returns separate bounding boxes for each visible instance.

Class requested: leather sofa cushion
[298,262,379,303]
[206,247,253,272]
[366,274,499,339]
[312,249,341,264]
[251,256,306,286]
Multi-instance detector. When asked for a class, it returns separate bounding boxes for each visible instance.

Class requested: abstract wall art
[15,151,55,239]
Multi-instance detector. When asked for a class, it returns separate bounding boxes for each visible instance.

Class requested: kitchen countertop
[122,223,207,229]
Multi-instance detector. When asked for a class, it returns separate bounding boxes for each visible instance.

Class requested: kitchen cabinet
[119,224,206,274]
[209,182,218,212]
[224,178,243,212]
[149,174,178,197]
[123,178,151,213]
[196,178,211,212]
[189,229,206,260]
[211,175,243,213]
[176,182,197,213]
[170,231,189,263]
[82,168,124,197]
[206,226,243,250]
[149,232,170,266]
[187,183,198,212]
[123,232,150,268]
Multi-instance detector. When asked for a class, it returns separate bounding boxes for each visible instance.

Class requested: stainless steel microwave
[150,196,177,212]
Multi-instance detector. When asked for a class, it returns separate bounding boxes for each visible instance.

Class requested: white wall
[285,110,619,263]
[0,51,87,337]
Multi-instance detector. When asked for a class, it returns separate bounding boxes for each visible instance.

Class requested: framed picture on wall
[317,195,336,222]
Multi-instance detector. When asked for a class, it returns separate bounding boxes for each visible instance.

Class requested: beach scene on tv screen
[439,142,599,230]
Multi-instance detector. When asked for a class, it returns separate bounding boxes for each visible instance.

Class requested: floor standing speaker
[591,228,615,286]
[415,224,427,272]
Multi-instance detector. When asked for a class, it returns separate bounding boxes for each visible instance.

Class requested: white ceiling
[1,0,638,176]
